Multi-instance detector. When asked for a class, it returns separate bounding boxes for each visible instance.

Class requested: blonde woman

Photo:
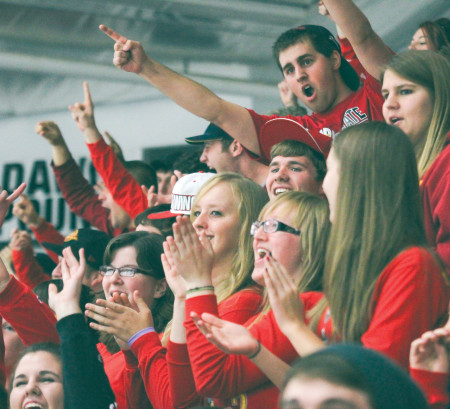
[85,173,268,409]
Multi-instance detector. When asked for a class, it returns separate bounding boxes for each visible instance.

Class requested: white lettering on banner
[0,158,97,242]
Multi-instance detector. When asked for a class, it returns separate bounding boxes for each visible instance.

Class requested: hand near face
[263,255,305,338]
[48,247,86,320]
[410,328,450,373]
[278,79,298,108]
[161,240,187,299]
[166,216,214,289]
[191,311,260,358]
[85,291,154,349]
[99,25,149,74]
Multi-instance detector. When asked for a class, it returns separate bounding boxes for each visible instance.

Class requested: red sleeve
[52,158,119,237]
[0,276,59,345]
[122,350,153,409]
[410,368,449,409]
[338,37,368,80]
[87,138,148,219]
[31,219,64,264]
[421,143,450,276]
[11,248,50,289]
[361,247,449,370]
[0,317,5,387]
[184,293,323,398]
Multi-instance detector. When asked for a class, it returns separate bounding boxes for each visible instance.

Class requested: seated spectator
[409,18,449,52]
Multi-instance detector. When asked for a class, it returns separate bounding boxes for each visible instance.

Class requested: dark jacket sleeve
[56,313,117,409]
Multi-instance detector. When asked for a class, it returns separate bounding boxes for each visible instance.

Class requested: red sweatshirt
[129,287,263,409]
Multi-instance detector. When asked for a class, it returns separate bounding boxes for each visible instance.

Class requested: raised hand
[278,79,298,108]
[99,25,149,74]
[0,183,27,228]
[192,311,260,357]
[68,82,97,133]
[10,229,33,252]
[162,240,187,299]
[85,291,154,349]
[35,121,65,146]
[12,194,42,227]
[166,216,214,289]
[318,1,329,16]
[410,328,450,373]
[263,256,304,337]
[48,247,86,320]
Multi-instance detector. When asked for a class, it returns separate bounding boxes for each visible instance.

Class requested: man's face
[157,170,173,195]
[266,155,322,199]
[96,181,132,229]
[199,140,237,173]
[279,39,340,114]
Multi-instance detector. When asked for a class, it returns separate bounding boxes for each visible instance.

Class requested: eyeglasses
[250,219,301,236]
[99,265,152,277]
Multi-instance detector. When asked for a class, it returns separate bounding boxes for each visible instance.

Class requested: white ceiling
[0,0,449,118]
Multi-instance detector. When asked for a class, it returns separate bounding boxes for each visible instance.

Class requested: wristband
[247,340,262,359]
[127,327,155,347]
[186,285,215,295]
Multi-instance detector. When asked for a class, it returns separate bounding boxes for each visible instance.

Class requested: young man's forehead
[269,155,312,166]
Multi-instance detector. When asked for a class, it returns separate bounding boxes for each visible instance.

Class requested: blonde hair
[324,122,427,342]
[252,191,330,323]
[162,173,268,344]
[382,50,450,178]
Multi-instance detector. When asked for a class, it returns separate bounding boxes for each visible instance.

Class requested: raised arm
[321,0,394,80]
[99,25,260,155]
[35,121,72,167]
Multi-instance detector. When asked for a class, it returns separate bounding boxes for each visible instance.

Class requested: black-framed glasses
[250,219,301,236]
[99,265,152,277]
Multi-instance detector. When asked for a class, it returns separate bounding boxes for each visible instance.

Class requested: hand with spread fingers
[48,247,86,320]
[191,311,260,358]
[166,216,214,290]
[85,291,154,349]
[99,25,149,74]
[410,328,450,373]
[0,183,27,228]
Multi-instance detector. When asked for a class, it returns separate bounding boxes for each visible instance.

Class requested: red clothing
[87,138,148,219]
[11,248,50,289]
[52,157,124,237]
[130,288,263,409]
[185,291,323,409]
[97,344,150,409]
[0,318,5,386]
[31,219,65,264]
[421,137,450,276]
[0,276,59,345]
[185,247,448,408]
[248,73,383,162]
[410,368,449,409]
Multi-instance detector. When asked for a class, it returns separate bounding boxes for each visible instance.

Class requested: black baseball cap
[42,228,110,270]
[185,123,233,144]
[295,25,360,91]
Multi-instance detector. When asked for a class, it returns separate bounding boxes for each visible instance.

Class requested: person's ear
[330,50,341,71]
[154,279,168,299]
[230,140,244,157]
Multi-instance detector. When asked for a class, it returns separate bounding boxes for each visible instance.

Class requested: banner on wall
[0,157,98,243]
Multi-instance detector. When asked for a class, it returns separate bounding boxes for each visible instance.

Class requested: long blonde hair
[252,191,331,322]
[324,122,427,342]
[381,50,450,178]
[162,173,268,344]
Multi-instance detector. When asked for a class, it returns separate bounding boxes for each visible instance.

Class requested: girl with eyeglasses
[193,122,448,406]
[85,173,269,409]
[161,190,330,408]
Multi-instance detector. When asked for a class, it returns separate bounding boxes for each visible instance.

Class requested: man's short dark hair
[124,160,158,192]
[270,139,327,181]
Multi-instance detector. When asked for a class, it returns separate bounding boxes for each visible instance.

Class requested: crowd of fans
[0,1,449,408]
